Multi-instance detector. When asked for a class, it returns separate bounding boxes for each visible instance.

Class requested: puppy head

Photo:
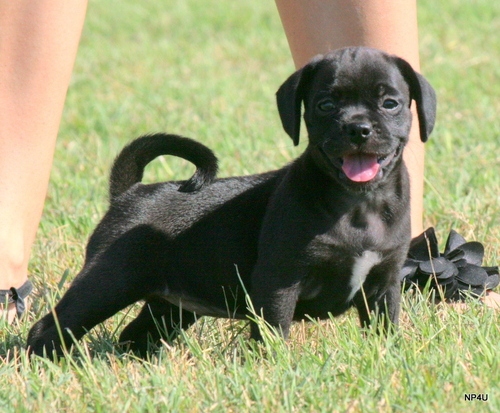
[276,47,437,191]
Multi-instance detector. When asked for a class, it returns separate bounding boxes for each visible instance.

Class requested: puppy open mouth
[321,142,403,184]
[341,152,396,182]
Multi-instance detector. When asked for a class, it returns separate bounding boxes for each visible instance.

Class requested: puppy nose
[344,122,373,143]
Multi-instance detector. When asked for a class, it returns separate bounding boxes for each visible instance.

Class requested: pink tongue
[342,154,380,182]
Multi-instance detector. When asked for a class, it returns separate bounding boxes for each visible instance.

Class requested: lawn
[1,0,499,412]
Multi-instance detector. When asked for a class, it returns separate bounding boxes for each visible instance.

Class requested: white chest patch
[347,250,382,302]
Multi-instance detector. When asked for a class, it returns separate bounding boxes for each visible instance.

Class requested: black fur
[27,47,436,357]
[109,133,219,199]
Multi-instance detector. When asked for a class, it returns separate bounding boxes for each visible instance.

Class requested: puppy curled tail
[109,133,218,201]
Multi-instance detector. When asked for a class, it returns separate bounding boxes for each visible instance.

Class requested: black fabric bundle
[401,227,499,301]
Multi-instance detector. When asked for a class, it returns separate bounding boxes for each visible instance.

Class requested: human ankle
[0,240,30,290]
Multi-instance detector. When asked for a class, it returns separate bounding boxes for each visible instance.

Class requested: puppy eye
[382,99,399,110]
[317,99,336,113]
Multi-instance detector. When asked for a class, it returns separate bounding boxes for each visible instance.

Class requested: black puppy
[28,47,436,357]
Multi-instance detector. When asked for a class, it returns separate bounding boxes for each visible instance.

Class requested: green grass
[1,0,500,411]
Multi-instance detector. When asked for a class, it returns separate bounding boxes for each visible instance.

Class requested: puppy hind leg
[28,225,176,358]
[119,298,196,356]
[27,252,167,357]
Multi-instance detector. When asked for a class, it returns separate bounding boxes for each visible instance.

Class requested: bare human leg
[0,0,88,323]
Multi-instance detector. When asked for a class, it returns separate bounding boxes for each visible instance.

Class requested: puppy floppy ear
[276,56,322,146]
[395,58,437,142]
